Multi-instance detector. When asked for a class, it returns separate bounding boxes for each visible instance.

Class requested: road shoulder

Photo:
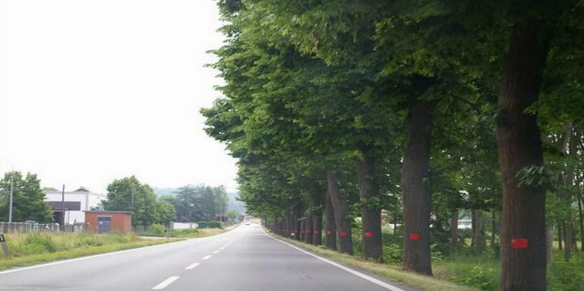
[263,229,480,291]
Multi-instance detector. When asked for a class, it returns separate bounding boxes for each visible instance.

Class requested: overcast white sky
[0,0,238,193]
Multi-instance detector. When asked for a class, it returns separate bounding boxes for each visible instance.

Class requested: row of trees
[102,176,175,226]
[159,185,229,222]
[202,1,583,291]
[0,172,235,227]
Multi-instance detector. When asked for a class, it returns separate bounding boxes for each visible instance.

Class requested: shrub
[549,253,584,291]
[197,221,224,229]
[149,224,166,236]
[456,266,497,291]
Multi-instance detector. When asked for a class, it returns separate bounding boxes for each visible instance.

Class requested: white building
[45,187,107,224]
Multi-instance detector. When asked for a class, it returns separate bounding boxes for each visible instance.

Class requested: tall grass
[0,231,139,259]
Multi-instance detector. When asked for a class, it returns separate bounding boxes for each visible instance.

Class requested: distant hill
[153,187,246,213]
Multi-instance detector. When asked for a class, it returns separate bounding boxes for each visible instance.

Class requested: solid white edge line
[202,255,212,260]
[185,262,200,270]
[266,232,406,291]
[0,239,191,276]
[152,276,180,290]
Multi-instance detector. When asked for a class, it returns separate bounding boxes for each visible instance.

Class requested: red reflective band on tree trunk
[364,231,374,238]
[340,232,348,236]
[511,239,529,249]
[314,231,320,234]
[410,233,421,240]
[326,231,333,235]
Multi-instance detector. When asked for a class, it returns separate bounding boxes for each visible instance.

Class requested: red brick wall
[85,212,132,233]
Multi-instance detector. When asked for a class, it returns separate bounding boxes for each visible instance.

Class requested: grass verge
[0,231,184,271]
[269,231,481,291]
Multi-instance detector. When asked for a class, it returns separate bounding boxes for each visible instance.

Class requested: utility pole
[61,185,65,231]
[8,173,13,223]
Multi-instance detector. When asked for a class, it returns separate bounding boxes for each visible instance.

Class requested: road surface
[0,225,417,291]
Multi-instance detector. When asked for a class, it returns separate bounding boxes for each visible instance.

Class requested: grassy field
[137,227,227,238]
[0,229,223,271]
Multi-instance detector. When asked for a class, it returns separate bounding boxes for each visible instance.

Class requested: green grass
[0,228,231,271]
[434,254,499,291]
[0,231,177,270]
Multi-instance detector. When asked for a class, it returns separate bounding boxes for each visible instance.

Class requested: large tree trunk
[402,99,437,276]
[450,211,459,253]
[472,209,487,255]
[496,26,548,291]
[327,170,353,255]
[357,154,383,261]
[325,184,337,250]
[311,183,323,246]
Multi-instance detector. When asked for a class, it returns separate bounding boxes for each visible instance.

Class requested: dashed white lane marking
[220,247,225,250]
[185,262,200,270]
[212,250,220,254]
[202,255,212,260]
[267,233,406,291]
[152,276,180,290]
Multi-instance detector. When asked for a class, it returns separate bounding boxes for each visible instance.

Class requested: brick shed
[85,211,133,233]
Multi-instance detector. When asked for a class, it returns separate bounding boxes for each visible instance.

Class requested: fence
[170,222,199,230]
[0,222,80,233]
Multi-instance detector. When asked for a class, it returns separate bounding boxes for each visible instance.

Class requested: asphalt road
[0,225,417,291]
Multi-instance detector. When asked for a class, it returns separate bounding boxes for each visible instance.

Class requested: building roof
[84,211,133,214]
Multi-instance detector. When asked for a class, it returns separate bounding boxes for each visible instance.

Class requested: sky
[0,0,238,193]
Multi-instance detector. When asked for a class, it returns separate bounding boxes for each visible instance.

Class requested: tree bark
[558,223,563,251]
[402,99,437,276]
[304,214,314,244]
[311,183,323,246]
[450,211,459,253]
[327,170,353,255]
[578,192,584,253]
[562,123,574,261]
[491,211,498,252]
[472,209,487,255]
[496,26,548,291]
[357,154,383,261]
[546,226,553,264]
[325,184,337,250]
[293,209,301,241]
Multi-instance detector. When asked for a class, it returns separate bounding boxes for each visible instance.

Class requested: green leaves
[516,165,554,189]
[0,172,54,223]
